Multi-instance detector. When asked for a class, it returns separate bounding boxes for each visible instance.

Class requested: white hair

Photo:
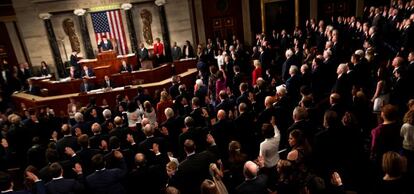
[74,112,84,122]
[196,79,204,86]
[355,49,365,57]
[285,49,294,58]
[276,85,287,96]
[164,107,174,118]
[102,109,112,119]
[289,65,299,74]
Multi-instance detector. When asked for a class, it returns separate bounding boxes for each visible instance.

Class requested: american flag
[91,10,128,55]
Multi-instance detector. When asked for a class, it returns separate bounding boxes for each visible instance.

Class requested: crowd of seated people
[1,1,414,194]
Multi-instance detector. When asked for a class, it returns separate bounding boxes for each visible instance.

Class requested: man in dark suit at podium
[81,66,95,78]
[102,75,116,88]
[119,60,132,73]
[98,36,113,52]
[80,78,94,92]
[26,79,40,95]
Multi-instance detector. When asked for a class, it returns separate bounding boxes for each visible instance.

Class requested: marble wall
[11,0,194,74]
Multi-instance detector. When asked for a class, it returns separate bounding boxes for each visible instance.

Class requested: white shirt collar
[52,176,64,180]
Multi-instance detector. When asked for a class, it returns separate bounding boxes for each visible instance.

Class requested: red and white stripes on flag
[91,10,128,55]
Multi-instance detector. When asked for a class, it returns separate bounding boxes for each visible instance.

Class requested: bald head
[217,110,226,120]
[264,96,273,108]
[141,118,150,126]
[243,161,258,180]
[143,124,153,136]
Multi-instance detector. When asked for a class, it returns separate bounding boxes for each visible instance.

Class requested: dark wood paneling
[364,0,390,7]
[318,0,356,21]
[202,0,244,42]
[249,0,261,35]
[265,0,295,34]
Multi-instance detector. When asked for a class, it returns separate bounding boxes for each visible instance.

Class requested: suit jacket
[2,181,46,194]
[99,40,113,51]
[86,159,127,194]
[56,136,80,159]
[79,83,94,92]
[332,73,352,102]
[102,80,116,88]
[138,48,149,60]
[285,74,302,102]
[45,176,85,194]
[171,149,217,194]
[27,85,41,95]
[81,68,95,77]
[182,45,195,58]
[120,64,132,73]
[211,119,235,158]
[282,57,296,82]
[235,174,268,194]
[70,55,80,70]
[171,46,182,61]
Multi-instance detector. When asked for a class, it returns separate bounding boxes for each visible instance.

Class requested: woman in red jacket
[252,60,262,86]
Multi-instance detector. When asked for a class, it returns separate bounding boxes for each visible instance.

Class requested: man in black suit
[0,171,46,194]
[215,91,235,114]
[81,66,95,78]
[236,83,251,108]
[98,36,113,52]
[76,134,100,176]
[182,40,195,59]
[102,75,116,88]
[45,162,85,194]
[137,43,149,62]
[171,41,182,61]
[161,108,181,155]
[178,117,207,158]
[138,124,167,162]
[171,138,217,194]
[235,161,268,194]
[119,60,133,73]
[79,78,94,92]
[211,110,235,158]
[287,106,317,142]
[332,63,352,105]
[89,123,109,150]
[127,153,165,194]
[282,49,297,82]
[285,65,302,103]
[234,103,257,158]
[169,75,180,99]
[232,66,243,97]
[86,152,127,194]
[259,46,271,72]
[70,51,80,77]
[190,97,207,127]
[26,79,41,95]
[56,124,80,160]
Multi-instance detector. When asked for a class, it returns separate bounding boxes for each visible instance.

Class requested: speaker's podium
[97,50,117,61]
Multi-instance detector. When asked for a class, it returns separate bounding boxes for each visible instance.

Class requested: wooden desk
[79,51,137,78]
[35,59,197,96]
[12,68,197,117]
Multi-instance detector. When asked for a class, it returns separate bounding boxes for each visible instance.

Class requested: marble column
[39,13,65,78]
[122,3,139,54]
[155,0,172,62]
[74,9,94,59]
